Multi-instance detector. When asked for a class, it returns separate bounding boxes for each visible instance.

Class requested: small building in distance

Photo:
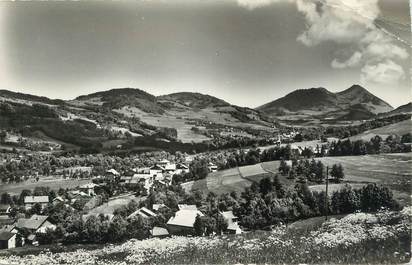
[0,231,16,249]
[167,206,204,235]
[79,183,99,196]
[221,211,242,234]
[127,207,157,220]
[24,196,49,210]
[208,162,218,172]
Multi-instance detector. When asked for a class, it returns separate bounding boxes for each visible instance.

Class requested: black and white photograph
[0,0,411,264]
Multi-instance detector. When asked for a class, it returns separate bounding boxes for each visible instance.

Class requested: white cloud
[332,51,362,69]
[237,0,409,85]
[236,0,287,10]
[361,60,405,84]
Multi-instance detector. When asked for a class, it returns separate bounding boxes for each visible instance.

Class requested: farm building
[79,183,99,196]
[150,226,169,238]
[221,211,242,234]
[167,208,204,235]
[24,196,49,210]
[127,207,157,219]
[15,215,56,234]
[0,231,16,249]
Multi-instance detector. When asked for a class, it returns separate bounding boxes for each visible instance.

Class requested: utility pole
[325,166,329,221]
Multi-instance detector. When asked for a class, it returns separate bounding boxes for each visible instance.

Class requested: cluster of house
[0,197,57,249]
[119,159,190,191]
[126,204,242,238]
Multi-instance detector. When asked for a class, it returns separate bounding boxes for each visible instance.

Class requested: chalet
[15,215,56,234]
[150,226,169,238]
[79,183,99,196]
[127,207,157,219]
[24,196,49,210]
[0,204,11,215]
[0,231,16,249]
[167,208,204,235]
[105,169,120,182]
[221,211,242,234]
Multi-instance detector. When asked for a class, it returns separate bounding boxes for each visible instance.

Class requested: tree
[259,177,273,195]
[278,159,290,175]
[193,214,205,236]
[330,164,344,183]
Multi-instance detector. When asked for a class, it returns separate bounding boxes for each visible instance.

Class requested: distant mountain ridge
[257,85,393,120]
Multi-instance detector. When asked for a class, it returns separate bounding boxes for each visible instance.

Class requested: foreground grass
[0,208,410,265]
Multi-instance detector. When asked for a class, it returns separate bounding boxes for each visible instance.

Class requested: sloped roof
[79,183,99,189]
[176,163,189,169]
[221,211,236,221]
[152,204,166,211]
[106,169,120,175]
[0,231,15,241]
[16,215,49,230]
[150,226,169,237]
[167,209,204,228]
[178,204,197,210]
[128,207,157,219]
[24,196,49,204]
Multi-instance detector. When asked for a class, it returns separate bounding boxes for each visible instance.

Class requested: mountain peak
[257,84,393,118]
[338,84,370,96]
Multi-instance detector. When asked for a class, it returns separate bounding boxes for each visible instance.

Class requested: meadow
[348,119,412,141]
[1,207,410,265]
[187,153,412,204]
[0,177,92,196]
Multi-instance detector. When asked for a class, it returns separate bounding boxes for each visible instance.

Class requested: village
[0,157,243,249]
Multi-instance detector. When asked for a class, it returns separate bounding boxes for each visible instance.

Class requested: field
[86,194,142,216]
[0,208,410,264]
[348,119,412,141]
[186,153,412,205]
[114,105,273,143]
[0,177,93,196]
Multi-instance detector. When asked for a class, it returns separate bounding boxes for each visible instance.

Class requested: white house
[221,211,242,234]
[167,208,204,235]
[24,196,49,210]
[79,183,99,196]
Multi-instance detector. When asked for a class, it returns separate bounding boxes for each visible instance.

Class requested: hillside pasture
[185,153,412,204]
[348,119,412,141]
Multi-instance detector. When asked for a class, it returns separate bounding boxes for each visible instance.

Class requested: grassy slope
[186,153,412,205]
[348,119,412,141]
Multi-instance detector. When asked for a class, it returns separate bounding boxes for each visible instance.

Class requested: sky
[0,0,410,108]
